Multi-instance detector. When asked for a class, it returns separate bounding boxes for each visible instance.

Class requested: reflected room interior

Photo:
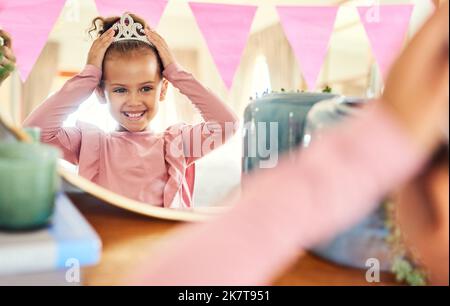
[0,0,436,209]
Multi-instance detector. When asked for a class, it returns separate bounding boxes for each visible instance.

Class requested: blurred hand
[0,30,16,85]
[382,1,449,155]
[87,27,115,70]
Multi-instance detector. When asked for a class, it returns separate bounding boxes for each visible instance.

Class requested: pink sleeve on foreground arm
[163,63,239,164]
[130,104,427,285]
[23,65,101,164]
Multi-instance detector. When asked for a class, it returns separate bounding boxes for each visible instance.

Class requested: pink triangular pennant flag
[358,5,414,78]
[0,0,66,81]
[277,6,339,90]
[189,3,257,90]
[94,0,168,29]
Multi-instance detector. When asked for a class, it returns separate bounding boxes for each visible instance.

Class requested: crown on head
[112,13,152,45]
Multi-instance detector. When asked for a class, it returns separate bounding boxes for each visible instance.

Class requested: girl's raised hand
[144,27,175,69]
[87,27,115,70]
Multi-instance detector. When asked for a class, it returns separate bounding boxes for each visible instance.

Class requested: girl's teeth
[125,112,145,118]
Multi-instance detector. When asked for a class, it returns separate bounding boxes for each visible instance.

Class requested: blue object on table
[0,193,101,276]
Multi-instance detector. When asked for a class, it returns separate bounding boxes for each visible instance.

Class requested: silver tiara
[112,13,152,45]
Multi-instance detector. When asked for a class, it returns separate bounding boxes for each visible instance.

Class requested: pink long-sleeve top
[131,104,427,285]
[23,63,238,208]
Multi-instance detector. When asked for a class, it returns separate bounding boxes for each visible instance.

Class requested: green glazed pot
[0,142,60,230]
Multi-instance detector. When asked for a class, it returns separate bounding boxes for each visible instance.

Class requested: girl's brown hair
[88,13,164,78]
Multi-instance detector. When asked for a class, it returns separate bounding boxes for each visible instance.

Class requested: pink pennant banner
[277,6,339,90]
[94,0,168,29]
[358,4,414,78]
[0,0,66,82]
[189,3,257,90]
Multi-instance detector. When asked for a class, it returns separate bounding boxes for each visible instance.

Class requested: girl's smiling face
[97,50,168,132]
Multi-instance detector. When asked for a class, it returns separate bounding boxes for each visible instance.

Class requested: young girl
[23,13,239,209]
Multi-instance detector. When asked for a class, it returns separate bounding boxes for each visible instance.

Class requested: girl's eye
[113,88,127,94]
[141,86,153,93]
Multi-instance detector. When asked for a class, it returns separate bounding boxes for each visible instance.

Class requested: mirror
[1,111,227,221]
[1,0,434,215]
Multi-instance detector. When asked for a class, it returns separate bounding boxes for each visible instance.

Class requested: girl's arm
[23,65,101,164]
[23,28,114,164]
[163,63,238,164]
[130,105,427,285]
[131,3,448,285]
[144,28,239,165]
[163,63,239,165]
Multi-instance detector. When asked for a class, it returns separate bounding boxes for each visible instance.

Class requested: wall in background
[0,0,435,125]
